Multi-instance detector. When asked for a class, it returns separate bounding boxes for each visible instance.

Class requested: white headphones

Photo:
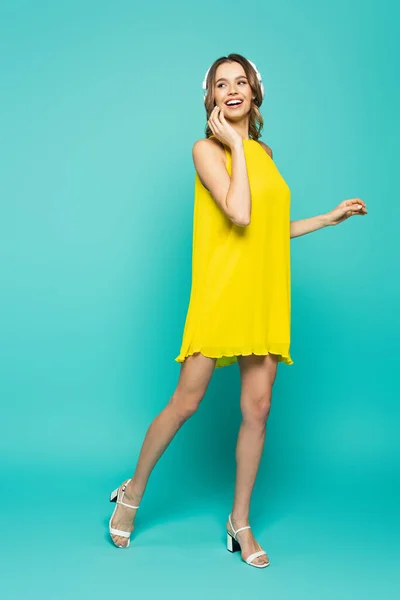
[202,59,265,101]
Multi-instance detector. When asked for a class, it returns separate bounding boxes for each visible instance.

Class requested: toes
[112,535,128,548]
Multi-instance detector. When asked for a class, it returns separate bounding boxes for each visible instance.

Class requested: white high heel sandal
[226,513,270,568]
[109,479,139,548]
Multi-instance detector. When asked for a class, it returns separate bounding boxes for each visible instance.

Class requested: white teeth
[226,100,242,106]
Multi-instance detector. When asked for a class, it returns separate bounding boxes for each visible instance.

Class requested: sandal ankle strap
[117,499,139,509]
[117,500,139,508]
[228,513,251,539]
[235,524,251,534]
[119,479,140,510]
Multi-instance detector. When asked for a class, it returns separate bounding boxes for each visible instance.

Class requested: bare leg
[110,352,216,547]
[226,353,278,566]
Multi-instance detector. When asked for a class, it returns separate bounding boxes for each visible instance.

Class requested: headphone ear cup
[202,66,211,96]
[247,59,264,99]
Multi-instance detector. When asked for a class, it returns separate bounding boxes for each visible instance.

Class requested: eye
[217,80,247,88]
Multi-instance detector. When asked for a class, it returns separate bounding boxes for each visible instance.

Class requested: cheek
[213,89,223,103]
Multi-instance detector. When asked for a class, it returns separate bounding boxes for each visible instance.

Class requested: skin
[110,61,368,567]
[110,352,276,566]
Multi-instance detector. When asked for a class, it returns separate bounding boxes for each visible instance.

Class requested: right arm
[192,138,251,227]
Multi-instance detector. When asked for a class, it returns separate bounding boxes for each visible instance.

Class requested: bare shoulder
[192,137,227,167]
[257,140,273,160]
[192,136,226,155]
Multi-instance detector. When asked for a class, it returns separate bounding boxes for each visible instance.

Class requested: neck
[226,117,250,141]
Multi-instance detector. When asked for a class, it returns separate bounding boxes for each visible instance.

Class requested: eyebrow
[215,75,247,84]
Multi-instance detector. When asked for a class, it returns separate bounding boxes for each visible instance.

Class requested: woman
[108,53,367,568]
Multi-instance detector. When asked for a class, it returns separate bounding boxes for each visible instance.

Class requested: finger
[209,117,221,134]
[209,106,218,122]
[210,112,222,133]
[208,113,217,131]
[213,106,223,125]
[218,108,226,124]
[209,117,220,137]
[346,199,362,208]
[210,106,220,125]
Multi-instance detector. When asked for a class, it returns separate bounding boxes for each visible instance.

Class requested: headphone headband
[202,59,265,101]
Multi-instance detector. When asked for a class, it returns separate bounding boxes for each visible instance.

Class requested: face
[213,61,253,118]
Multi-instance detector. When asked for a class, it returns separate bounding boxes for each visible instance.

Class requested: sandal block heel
[227,531,241,553]
[109,487,119,502]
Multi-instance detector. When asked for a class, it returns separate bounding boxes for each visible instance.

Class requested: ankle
[124,481,143,505]
[230,512,250,527]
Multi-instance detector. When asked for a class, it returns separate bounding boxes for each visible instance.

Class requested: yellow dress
[175,135,293,369]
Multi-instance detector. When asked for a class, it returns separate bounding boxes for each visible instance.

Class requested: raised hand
[208,106,243,149]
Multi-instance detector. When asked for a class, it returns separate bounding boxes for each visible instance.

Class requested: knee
[168,391,203,422]
[241,394,271,425]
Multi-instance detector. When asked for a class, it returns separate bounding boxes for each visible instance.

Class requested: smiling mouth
[225,100,243,109]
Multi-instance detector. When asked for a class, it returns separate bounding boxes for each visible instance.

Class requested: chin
[225,109,251,120]
[222,104,250,114]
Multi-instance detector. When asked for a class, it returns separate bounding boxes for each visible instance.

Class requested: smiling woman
[109,53,291,570]
[203,54,265,141]
[105,42,369,571]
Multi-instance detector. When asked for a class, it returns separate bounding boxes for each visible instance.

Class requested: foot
[110,479,141,548]
[227,515,269,566]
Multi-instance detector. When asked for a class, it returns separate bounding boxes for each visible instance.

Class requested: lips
[225,99,243,106]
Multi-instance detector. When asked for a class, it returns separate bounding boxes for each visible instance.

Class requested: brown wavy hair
[204,53,264,141]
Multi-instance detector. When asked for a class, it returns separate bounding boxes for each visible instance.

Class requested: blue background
[1,0,398,598]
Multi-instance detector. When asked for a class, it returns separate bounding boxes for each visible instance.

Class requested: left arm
[290,214,331,239]
[290,199,368,239]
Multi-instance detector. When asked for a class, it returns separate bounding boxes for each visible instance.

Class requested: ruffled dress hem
[174,346,294,368]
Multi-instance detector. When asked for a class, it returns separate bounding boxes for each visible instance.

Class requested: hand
[207,106,243,149]
[325,198,368,226]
